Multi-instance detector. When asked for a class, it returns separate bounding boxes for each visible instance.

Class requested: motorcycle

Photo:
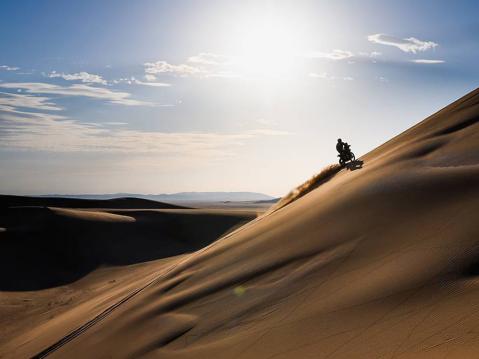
[338,143,355,166]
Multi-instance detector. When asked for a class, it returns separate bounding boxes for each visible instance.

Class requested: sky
[1,0,478,196]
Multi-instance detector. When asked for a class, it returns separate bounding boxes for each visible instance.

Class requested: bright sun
[229,14,310,79]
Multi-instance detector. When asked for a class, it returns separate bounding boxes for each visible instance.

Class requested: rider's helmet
[337,138,342,142]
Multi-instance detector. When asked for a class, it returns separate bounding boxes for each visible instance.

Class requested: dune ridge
[0,195,186,210]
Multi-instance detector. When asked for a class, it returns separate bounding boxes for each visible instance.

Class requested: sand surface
[2,88,479,358]
[0,204,256,358]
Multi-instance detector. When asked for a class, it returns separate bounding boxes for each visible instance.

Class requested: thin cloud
[187,53,232,66]
[0,92,62,111]
[309,72,354,81]
[0,82,153,106]
[144,55,239,79]
[144,60,204,77]
[0,108,290,154]
[103,122,128,126]
[410,59,445,64]
[358,51,382,58]
[112,76,172,87]
[112,77,134,85]
[143,74,157,81]
[307,49,354,60]
[48,71,108,85]
[368,34,438,53]
[133,79,172,87]
[0,65,20,71]
[0,89,289,154]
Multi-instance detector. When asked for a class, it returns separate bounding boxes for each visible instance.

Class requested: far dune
[0,203,257,357]
[0,206,257,291]
[0,194,187,210]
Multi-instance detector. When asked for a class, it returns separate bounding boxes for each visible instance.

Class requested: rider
[337,138,352,160]
[336,138,345,155]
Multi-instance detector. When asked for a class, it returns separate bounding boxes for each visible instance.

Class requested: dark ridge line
[434,116,478,136]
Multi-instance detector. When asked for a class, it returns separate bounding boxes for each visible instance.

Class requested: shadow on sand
[345,159,364,171]
[0,207,253,291]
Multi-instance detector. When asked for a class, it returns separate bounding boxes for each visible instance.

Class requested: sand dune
[0,206,256,291]
[0,195,186,210]
[0,205,256,357]
[2,88,479,358]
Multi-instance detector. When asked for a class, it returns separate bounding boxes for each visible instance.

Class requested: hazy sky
[1,0,478,196]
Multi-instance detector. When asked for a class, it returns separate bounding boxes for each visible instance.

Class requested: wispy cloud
[368,34,438,53]
[48,71,107,85]
[358,51,382,58]
[144,54,239,79]
[143,74,157,82]
[0,82,153,106]
[133,79,172,87]
[307,49,354,60]
[0,109,289,154]
[0,89,288,155]
[144,60,204,77]
[0,110,105,152]
[0,65,20,71]
[112,76,172,87]
[410,59,445,64]
[187,53,232,66]
[306,50,381,64]
[103,122,128,126]
[309,72,354,81]
[112,77,134,85]
[0,92,62,112]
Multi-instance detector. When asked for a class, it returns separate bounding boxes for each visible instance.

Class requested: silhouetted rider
[336,138,345,154]
[336,138,356,166]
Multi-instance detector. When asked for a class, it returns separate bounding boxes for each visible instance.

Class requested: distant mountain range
[42,192,275,203]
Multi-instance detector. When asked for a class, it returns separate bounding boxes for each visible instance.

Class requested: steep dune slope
[21,89,479,358]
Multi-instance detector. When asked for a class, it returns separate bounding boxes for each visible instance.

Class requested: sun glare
[229,14,311,79]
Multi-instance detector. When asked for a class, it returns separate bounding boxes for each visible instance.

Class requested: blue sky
[1,0,478,196]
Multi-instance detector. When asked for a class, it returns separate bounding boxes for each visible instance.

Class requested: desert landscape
[2,1,478,358]
[1,88,478,358]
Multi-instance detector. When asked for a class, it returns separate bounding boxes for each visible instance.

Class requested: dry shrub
[266,164,341,214]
